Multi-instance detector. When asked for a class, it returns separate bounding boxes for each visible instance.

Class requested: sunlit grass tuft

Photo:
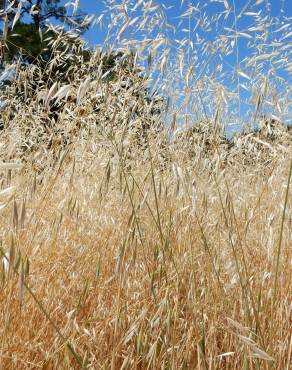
[0,1,291,368]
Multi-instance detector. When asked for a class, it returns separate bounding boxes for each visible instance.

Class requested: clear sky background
[1,1,290,129]
[74,0,291,129]
[78,0,291,46]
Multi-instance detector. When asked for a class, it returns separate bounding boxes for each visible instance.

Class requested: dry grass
[0,1,291,369]
[0,145,291,369]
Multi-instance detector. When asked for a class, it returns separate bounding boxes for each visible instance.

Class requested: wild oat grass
[0,1,291,369]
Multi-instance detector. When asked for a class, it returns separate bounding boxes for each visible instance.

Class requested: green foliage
[1,0,88,66]
[5,22,50,64]
[9,0,84,28]
[0,0,6,11]
[0,2,165,132]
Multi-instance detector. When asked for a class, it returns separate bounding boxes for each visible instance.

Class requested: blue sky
[7,0,289,127]
[79,0,291,46]
[73,0,291,127]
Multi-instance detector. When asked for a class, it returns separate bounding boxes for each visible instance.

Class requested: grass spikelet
[0,0,291,368]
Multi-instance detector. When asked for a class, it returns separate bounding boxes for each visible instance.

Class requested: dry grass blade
[0,0,291,368]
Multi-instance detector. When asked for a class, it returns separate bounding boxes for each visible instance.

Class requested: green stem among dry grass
[0,1,291,369]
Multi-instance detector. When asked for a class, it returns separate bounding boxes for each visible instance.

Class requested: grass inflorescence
[0,1,291,368]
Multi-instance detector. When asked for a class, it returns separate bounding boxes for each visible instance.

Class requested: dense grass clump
[0,1,291,368]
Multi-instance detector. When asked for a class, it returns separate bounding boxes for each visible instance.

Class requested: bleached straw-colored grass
[0,1,291,368]
[0,146,291,369]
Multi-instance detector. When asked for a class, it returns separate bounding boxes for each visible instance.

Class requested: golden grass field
[0,127,291,369]
[0,1,291,369]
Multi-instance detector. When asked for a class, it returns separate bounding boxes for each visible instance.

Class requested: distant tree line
[0,0,89,67]
[0,0,166,142]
